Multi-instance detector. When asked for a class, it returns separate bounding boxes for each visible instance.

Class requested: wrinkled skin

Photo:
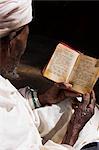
[62,90,96,146]
[72,91,96,130]
[38,83,81,106]
[0,25,29,78]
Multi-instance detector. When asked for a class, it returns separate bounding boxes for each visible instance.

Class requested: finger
[64,83,82,96]
[55,83,82,97]
[82,93,90,107]
[64,90,81,97]
[89,90,96,107]
[55,83,72,90]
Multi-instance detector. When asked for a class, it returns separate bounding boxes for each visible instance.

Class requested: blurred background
[10,1,99,101]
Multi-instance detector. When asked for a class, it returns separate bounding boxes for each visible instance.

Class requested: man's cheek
[0,25,29,78]
[10,38,26,60]
[10,26,29,59]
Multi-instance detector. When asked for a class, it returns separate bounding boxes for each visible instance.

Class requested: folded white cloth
[0,75,75,150]
[0,0,32,38]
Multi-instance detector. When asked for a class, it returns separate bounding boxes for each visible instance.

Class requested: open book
[43,43,99,94]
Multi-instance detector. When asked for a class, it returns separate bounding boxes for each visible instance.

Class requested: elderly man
[0,0,98,150]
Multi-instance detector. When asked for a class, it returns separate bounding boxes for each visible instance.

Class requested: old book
[43,43,99,94]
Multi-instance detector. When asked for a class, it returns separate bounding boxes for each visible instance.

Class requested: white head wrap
[0,0,32,38]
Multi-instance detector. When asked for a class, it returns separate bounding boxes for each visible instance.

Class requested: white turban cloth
[0,0,32,38]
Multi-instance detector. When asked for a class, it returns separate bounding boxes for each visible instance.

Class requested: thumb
[55,83,72,90]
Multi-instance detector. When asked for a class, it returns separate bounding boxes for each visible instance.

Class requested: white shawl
[0,75,74,150]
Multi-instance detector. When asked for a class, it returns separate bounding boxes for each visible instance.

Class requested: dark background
[23,1,99,69]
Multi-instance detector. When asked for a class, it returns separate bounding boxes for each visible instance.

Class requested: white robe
[0,75,99,150]
[0,75,74,150]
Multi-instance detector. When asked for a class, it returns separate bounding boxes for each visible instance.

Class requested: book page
[43,43,79,83]
[95,59,99,67]
[68,55,99,94]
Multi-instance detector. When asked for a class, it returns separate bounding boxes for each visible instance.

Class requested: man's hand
[38,83,81,106]
[71,91,96,130]
[62,90,96,146]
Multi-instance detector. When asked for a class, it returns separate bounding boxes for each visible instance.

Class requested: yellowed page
[43,43,79,83]
[95,59,99,67]
[68,55,99,94]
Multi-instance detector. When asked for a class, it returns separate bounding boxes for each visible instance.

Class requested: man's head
[0,0,32,78]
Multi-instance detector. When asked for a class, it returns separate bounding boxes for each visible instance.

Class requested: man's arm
[62,91,96,146]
